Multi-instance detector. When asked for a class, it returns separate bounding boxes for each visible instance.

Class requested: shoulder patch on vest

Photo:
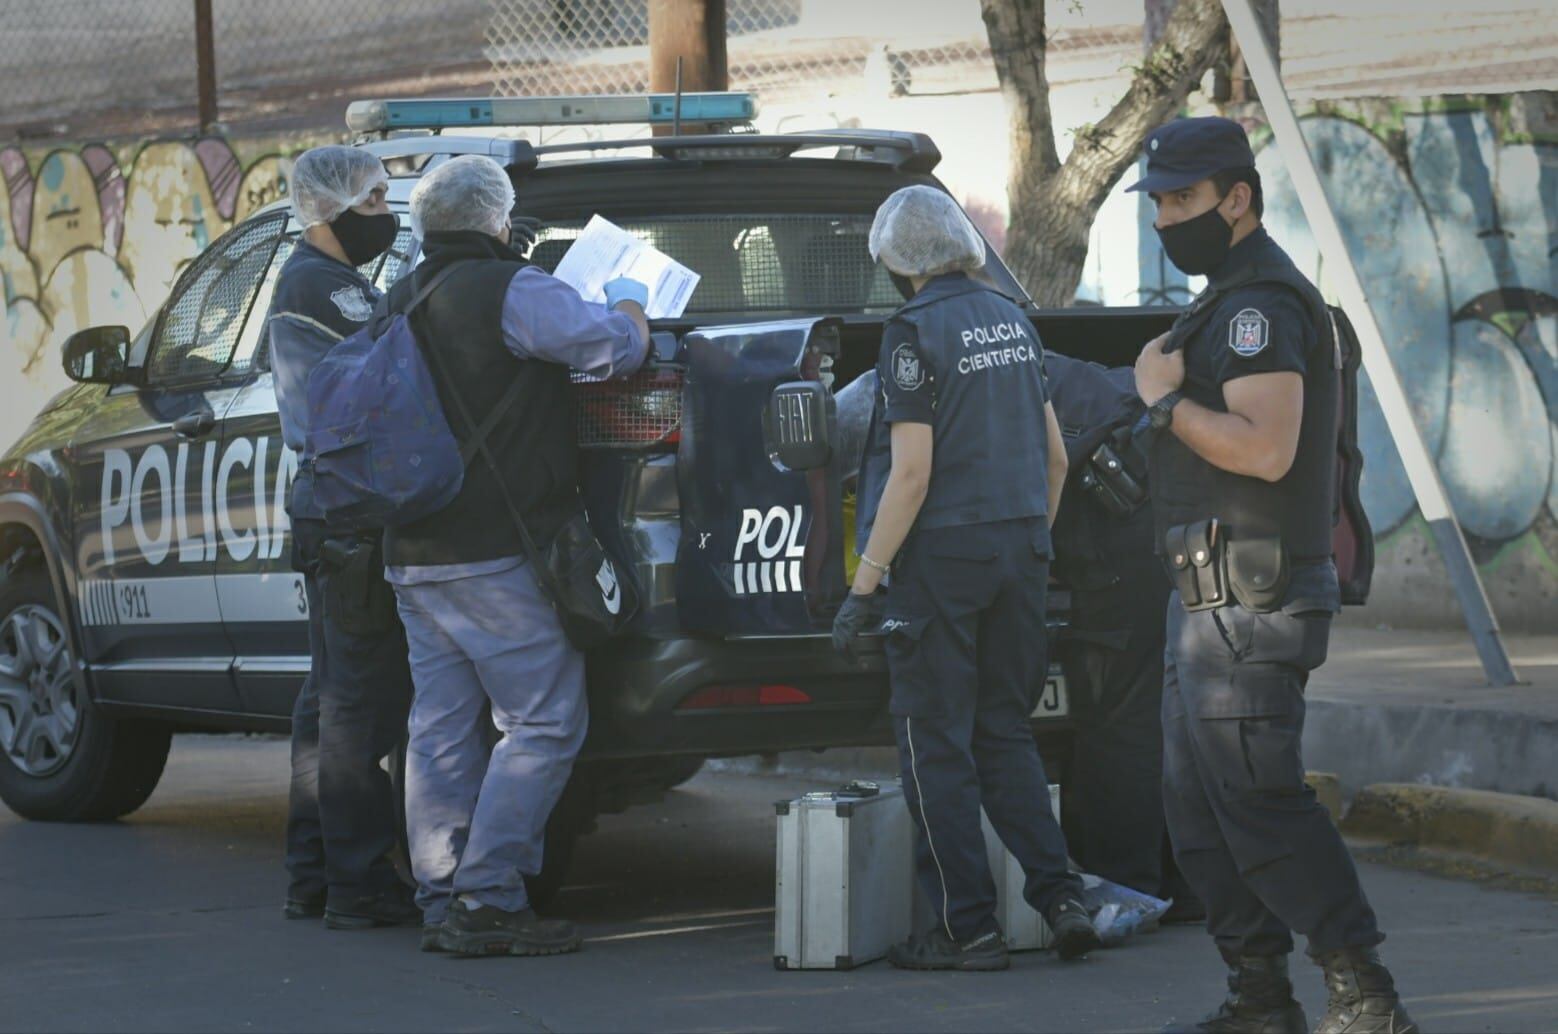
[892,342,926,391]
[1228,308,1269,358]
[330,285,374,323]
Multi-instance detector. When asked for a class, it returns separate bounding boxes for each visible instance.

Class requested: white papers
[549,214,701,320]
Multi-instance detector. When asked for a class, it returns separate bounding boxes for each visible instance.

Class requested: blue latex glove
[604,276,649,311]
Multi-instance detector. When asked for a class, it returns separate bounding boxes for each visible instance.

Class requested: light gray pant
[393,562,586,922]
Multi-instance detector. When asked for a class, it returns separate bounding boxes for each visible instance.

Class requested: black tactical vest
[382,232,578,568]
[1149,234,1339,562]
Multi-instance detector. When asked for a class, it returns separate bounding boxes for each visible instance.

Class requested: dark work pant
[1058,504,1186,899]
[885,518,1082,943]
[1162,591,1382,958]
[285,518,414,902]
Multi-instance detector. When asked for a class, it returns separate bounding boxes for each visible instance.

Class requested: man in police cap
[1129,117,1416,1033]
[834,185,1100,971]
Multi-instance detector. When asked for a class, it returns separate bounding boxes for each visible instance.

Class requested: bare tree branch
[983,0,1228,307]
[1057,0,1228,218]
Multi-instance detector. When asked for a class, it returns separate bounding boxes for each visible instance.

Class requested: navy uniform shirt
[1151,226,1340,591]
[857,272,1053,550]
[1176,229,1314,402]
[266,240,382,520]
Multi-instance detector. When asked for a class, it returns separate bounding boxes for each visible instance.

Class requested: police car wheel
[0,568,172,822]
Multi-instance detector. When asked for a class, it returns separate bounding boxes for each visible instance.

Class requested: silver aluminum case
[774,783,913,970]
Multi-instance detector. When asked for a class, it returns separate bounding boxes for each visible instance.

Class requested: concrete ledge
[1341,783,1558,876]
[1303,696,1558,802]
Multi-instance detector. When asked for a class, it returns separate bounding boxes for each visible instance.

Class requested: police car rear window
[530,215,905,315]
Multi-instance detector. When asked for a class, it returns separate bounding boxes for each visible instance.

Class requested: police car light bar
[346,93,758,134]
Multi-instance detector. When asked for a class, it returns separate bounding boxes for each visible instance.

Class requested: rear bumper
[580,632,1071,761]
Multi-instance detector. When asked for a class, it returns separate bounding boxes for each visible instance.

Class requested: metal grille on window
[375,227,416,289]
[530,215,901,315]
[573,369,684,448]
[149,215,285,383]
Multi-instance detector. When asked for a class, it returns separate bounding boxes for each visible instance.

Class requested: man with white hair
[383,155,650,957]
[834,185,1098,971]
[270,145,420,931]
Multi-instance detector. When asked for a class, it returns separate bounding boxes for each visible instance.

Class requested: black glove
[831,589,887,661]
[509,214,542,254]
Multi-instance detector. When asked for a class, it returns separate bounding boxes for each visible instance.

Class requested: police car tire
[0,568,172,822]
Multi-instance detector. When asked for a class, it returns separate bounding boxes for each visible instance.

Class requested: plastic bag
[1080,873,1171,947]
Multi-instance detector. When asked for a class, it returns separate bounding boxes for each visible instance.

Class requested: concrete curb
[1340,783,1558,876]
[1304,696,1558,803]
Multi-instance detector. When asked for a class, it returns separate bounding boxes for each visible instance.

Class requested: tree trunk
[649,0,728,134]
[981,0,1228,307]
[1228,0,1279,103]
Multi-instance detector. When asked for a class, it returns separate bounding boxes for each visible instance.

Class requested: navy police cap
[1125,116,1256,194]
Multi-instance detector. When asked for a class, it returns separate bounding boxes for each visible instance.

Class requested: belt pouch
[1165,519,1225,612]
[1082,440,1147,517]
[1224,535,1289,613]
[320,538,397,636]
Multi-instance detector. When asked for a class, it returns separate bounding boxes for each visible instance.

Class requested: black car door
[69,213,285,713]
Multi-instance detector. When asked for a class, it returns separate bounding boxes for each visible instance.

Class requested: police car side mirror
[764,381,834,471]
[62,325,132,386]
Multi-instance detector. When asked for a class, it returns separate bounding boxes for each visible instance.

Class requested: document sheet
[549,215,701,320]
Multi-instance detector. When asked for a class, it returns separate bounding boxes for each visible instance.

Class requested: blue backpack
[304,261,516,528]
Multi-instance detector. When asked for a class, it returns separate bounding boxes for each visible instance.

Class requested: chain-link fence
[486,0,1020,103]
[1,0,493,141]
[486,0,1556,111]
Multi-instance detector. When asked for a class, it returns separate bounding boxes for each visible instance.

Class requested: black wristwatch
[1148,390,1184,431]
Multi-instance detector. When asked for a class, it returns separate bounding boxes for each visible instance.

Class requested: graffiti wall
[1248,99,1558,631]
[0,135,305,453]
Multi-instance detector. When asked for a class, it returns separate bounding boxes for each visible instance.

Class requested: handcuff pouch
[1164,519,1226,612]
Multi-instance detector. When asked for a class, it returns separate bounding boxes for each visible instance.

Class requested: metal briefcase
[774,780,913,970]
[913,784,1062,952]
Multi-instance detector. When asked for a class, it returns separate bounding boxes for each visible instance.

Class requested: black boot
[1162,952,1307,1033]
[323,883,423,930]
[1313,947,1419,1034]
[1046,894,1104,960]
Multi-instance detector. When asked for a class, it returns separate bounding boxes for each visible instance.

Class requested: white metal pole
[1221,0,1519,686]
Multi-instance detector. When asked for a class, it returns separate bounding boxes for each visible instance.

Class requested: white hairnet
[868,185,987,278]
[288,146,389,229]
[409,155,515,239]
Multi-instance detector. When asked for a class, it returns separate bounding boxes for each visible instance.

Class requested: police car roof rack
[356,135,539,172]
[532,129,941,173]
[346,93,758,135]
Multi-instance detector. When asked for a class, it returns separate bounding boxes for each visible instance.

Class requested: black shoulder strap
[404,260,475,314]
[369,259,474,334]
[419,329,559,603]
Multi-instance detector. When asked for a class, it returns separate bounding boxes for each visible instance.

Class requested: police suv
[0,94,1369,894]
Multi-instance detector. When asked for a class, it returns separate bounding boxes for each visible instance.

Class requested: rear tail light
[574,369,684,448]
[676,684,813,710]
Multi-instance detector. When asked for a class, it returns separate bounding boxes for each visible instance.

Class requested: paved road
[2,736,1555,1033]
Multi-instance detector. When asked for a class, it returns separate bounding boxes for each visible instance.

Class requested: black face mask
[1156,198,1234,276]
[329,209,398,267]
[889,271,918,302]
